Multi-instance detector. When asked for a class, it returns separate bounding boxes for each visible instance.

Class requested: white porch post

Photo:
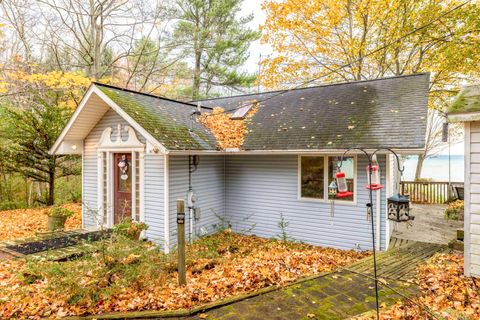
[96,151,104,227]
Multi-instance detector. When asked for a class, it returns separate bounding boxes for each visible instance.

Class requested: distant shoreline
[403,155,464,182]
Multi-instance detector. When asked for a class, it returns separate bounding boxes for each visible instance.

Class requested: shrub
[112,219,148,240]
[47,206,75,218]
[445,200,464,221]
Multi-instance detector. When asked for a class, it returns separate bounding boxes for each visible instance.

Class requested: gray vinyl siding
[168,156,225,248]
[225,154,387,251]
[144,154,165,245]
[82,108,145,228]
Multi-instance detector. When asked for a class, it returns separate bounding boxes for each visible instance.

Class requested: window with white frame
[299,155,356,201]
[328,156,355,202]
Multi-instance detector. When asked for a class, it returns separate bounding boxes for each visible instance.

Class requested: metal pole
[367,160,380,320]
[177,199,186,286]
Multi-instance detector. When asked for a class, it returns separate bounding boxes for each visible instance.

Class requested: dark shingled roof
[198,73,429,150]
[96,84,217,150]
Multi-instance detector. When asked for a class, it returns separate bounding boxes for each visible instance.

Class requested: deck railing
[400,181,463,204]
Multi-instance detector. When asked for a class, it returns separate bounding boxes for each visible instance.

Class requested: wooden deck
[348,239,450,281]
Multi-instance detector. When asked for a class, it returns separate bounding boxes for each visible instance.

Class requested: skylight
[230,103,253,120]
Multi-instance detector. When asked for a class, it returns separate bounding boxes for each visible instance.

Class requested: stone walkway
[174,241,449,320]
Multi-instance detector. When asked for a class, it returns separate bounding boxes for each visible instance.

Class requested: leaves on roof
[198,103,258,150]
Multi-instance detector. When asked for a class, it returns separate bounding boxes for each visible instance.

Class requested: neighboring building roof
[95,84,217,150]
[197,73,429,150]
[448,85,480,114]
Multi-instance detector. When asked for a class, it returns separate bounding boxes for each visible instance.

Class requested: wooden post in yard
[177,199,187,285]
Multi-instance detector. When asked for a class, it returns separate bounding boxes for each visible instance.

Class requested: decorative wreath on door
[118,155,129,180]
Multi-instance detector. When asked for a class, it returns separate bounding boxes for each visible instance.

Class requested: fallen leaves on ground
[0,231,369,318]
[198,103,258,150]
[0,203,82,241]
[354,253,480,319]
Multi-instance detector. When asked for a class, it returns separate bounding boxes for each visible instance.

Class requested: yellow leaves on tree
[259,0,480,92]
[198,102,258,150]
[6,71,94,110]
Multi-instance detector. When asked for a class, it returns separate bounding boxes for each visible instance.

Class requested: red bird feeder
[335,171,353,198]
[366,155,383,190]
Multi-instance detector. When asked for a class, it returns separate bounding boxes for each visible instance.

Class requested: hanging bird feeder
[387,193,414,222]
[366,154,383,190]
[335,171,353,198]
[328,180,338,198]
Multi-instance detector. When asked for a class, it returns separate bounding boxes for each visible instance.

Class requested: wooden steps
[348,240,449,281]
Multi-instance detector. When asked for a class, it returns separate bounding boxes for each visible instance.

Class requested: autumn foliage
[0,203,82,241]
[0,231,368,318]
[355,253,480,319]
[198,103,258,150]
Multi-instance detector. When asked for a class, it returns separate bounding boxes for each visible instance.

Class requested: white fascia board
[49,84,170,155]
[447,111,480,123]
[167,148,425,156]
[92,86,169,155]
[49,85,96,155]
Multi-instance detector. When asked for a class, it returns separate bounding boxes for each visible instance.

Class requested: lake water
[402,155,464,182]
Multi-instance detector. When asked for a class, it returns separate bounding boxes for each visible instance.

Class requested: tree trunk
[414,153,425,181]
[192,12,201,100]
[47,172,55,206]
[47,157,56,206]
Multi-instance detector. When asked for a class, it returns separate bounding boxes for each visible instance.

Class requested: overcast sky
[240,0,272,73]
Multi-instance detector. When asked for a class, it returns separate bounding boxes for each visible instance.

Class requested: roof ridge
[93,82,213,110]
[194,73,430,102]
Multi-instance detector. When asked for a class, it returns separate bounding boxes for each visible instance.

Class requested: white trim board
[164,154,170,253]
[297,154,358,206]
[50,84,168,155]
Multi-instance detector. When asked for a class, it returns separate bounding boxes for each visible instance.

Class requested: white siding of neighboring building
[466,121,480,276]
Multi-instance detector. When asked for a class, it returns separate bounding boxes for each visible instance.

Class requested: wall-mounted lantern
[387,193,414,222]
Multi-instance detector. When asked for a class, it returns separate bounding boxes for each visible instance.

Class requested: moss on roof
[448,85,480,114]
[98,85,215,150]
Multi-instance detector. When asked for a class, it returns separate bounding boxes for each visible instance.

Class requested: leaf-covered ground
[0,231,369,318]
[355,253,480,319]
[0,204,82,241]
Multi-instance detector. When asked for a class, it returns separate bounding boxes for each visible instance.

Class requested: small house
[447,85,480,277]
[50,73,429,253]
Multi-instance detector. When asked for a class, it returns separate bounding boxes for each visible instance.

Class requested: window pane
[328,156,354,201]
[301,156,324,199]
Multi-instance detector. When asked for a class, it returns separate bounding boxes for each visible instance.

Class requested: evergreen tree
[2,94,79,206]
[174,0,260,99]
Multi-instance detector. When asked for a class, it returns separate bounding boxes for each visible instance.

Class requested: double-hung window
[299,155,356,202]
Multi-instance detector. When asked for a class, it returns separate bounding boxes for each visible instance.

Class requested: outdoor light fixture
[71,144,77,150]
[366,154,382,190]
[387,194,414,222]
[335,171,353,198]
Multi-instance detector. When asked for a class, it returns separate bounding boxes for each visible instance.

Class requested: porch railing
[400,181,464,204]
